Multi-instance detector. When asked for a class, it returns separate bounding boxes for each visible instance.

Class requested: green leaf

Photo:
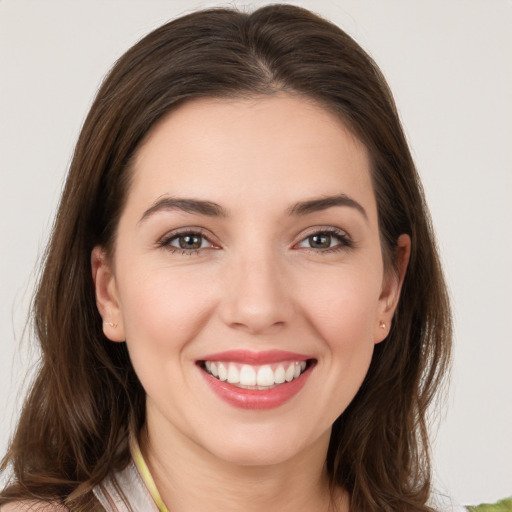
[466,497,512,512]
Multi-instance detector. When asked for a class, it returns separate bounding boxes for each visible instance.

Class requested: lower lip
[199,364,313,410]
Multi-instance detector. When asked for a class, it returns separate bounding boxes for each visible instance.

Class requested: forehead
[128,94,376,219]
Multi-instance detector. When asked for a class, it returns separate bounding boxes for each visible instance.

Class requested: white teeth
[217,362,228,381]
[256,365,274,386]
[239,365,257,386]
[285,363,295,382]
[227,364,240,384]
[274,364,286,384]
[204,360,309,387]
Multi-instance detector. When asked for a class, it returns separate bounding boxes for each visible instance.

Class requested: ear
[91,246,126,342]
[374,234,411,344]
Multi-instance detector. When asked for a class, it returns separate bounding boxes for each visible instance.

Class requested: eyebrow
[139,193,367,224]
[139,196,227,223]
[288,194,367,219]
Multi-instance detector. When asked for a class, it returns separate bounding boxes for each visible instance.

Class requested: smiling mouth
[198,359,315,390]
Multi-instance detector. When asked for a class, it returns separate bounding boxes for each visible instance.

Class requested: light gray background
[1,0,511,506]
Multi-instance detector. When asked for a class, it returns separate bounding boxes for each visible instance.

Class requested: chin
[200,422,328,467]
[209,440,301,467]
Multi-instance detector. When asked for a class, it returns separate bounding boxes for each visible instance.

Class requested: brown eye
[178,234,203,249]
[162,232,212,251]
[296,229,351,252]
[308,233,332,249]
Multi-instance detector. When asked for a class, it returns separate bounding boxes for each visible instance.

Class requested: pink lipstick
[197,350,315,410]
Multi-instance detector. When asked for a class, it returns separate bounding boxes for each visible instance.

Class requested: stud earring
[103,321,118,328]
[379,321,386,329]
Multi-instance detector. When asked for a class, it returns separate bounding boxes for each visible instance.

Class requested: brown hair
[1,5,451,511]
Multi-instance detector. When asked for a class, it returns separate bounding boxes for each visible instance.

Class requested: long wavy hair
[1,5,451,511]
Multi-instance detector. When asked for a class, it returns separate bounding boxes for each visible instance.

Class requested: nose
[218,249,294,335]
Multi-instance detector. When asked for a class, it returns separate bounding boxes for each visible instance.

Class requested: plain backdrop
[1,0,511,507]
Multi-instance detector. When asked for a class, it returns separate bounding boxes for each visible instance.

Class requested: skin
[92,94,410,512]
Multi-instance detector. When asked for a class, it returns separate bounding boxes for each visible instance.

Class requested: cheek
[295,268,382,421]
[298,267,382,347]
[115,263,221,414]
[116,264,216,360]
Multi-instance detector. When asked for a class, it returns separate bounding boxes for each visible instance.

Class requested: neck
[139,417,348,512]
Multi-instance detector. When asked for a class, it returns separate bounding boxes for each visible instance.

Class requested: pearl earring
[379,321,386,329]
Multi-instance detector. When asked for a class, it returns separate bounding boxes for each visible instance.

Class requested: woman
[0,4,451,511]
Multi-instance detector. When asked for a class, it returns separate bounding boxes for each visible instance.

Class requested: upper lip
[198,350,312,365]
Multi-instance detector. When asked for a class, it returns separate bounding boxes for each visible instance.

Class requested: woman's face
[93,94,408,466]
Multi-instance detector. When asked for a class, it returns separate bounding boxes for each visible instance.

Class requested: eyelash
[296,227,353,254]
[157,228,216,255]
[157,227,353,255]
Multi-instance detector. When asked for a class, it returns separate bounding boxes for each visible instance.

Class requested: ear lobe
[91,246,125,342]
[374,234,411,344]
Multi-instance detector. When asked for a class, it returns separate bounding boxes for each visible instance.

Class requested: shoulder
[0,502,68,512]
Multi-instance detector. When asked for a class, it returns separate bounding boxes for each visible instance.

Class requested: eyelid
[155,225,353,253]
[298,225,350,237]
[293,226,353,251]
[295,225,352,242]
[156,226,220,251]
